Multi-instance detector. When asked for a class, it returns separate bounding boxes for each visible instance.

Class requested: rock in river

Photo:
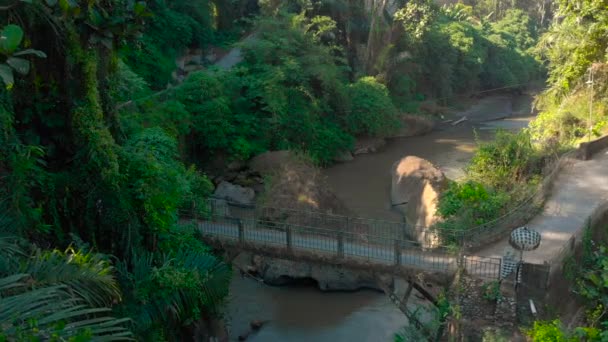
[250,255,384,291]
[390,156,447,248]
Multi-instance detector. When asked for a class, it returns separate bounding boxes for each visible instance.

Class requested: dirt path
[476,149,608,263]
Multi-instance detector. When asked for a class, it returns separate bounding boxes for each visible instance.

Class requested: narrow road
[476,149,608,264]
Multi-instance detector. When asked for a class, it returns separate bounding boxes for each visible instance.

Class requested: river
[227,273,408,341]
[225,93,536,341]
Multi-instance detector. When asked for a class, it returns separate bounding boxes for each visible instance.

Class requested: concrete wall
[520,202,608,322]
[576,134,608,160]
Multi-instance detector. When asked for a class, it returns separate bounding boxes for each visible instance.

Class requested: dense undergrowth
[435,130,549,245]
[0,0,605,341]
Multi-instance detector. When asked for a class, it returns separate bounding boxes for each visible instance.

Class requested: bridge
[186,198,504,282]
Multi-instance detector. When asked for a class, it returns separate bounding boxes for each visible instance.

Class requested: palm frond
[0,236,26,275]
[0,206,28,275]
[21,247,121,307]
[0,274,133,341]
[177,250,231,311]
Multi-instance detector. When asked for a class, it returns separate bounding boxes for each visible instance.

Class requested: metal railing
[461,255,503,281]
[177,145,590,284]
[183,198,502,279]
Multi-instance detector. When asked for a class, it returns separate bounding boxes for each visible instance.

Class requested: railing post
[238,219,245,244]
[458,230,466,270]
[337,231,344,258]
[394,239,401,266]
[498,256,503,280]
[286,225,292,251]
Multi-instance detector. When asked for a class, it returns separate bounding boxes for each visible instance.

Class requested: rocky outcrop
[390,156,448,247]
[251,151,351,217]
[248,150,292,175]
[214,181,255,206]
[249,255,386,291]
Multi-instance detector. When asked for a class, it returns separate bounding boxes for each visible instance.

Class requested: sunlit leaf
[0,25,24,54]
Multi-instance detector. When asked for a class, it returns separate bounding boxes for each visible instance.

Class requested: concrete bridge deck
[194,214,502,281]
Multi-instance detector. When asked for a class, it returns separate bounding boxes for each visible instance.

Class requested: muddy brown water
[227,273,406,342]
[226,94,535,342]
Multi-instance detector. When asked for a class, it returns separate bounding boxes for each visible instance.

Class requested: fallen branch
[452,116,468,126]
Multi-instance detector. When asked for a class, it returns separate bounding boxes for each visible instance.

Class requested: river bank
[323,93,536,221]
[226,270,437,342]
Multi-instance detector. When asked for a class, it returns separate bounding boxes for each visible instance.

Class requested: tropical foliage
[388,4,540,103]
[0,1,231,340]
[3,0,602,339]
[435,130,546,242]
[0,232,131,340]
[532,0,608,145]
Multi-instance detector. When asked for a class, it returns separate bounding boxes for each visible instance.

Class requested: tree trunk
[365,0,389,73]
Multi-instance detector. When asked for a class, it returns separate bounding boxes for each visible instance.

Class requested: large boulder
[253,152,350,215]
[249,151,365,234]
[213,181,255,206]
[248,150,292,175]
[390,156,448,247]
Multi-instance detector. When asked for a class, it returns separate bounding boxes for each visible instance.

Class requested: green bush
[467,130,540,190]
[225,13,355,163]
[109,60,150,103]
[388,74,423,112]
[122,127,211,235]
[527,320,574,341]
[436,180,509,242]
[531,89,608,145]
[116,248,231,340]
[346,77,400,137]
[306,118,354,165]
[436,130,544,243]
